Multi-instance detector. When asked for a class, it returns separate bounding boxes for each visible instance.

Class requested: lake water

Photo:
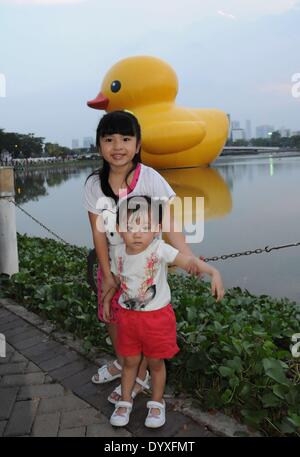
[14,154,300,303]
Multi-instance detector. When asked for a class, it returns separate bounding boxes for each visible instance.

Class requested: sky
[0,0,300,147]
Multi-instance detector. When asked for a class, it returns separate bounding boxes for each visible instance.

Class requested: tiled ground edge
[0,298,261,437]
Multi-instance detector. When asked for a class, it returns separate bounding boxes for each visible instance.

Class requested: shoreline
[218,149,300,158]
[2,150,300,172]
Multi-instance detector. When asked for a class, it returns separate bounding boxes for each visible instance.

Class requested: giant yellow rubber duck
[87,56,229,168]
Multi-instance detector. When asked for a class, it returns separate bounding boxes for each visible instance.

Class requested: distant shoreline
[2,150,300,173]
[9,159,102,172]
[220,148,300,157]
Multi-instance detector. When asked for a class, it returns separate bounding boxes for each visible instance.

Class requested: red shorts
[116,304,179,359]
[97,266,122,324]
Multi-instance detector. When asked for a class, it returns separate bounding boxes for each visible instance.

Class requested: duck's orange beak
[87,92,109,110]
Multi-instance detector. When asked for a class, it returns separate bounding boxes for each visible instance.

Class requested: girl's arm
[102,271,120,322]
[102,284,119,322]
[88,212,117,296]
[165,219,193,256]
[162,202,200,275]
[173,253,225,302]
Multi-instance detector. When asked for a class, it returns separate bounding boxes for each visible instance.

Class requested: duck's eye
[111,80,121,93]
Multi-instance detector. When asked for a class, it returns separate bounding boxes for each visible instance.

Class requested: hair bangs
[97,111,139,139]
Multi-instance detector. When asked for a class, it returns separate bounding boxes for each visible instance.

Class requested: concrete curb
[0,298,262,437]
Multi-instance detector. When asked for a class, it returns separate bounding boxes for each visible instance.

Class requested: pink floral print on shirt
[117,250,160,310]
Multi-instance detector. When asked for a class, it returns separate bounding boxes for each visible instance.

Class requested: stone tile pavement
[0,305,215,437]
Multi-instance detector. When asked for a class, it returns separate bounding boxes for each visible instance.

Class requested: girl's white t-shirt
[110,239,179,311]
[83,164,176,254]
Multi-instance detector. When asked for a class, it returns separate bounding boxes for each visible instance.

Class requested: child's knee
[123,355,141,369]
[146,357,164,371]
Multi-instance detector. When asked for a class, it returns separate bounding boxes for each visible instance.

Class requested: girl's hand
[211,270,225,302]
[102,300,111,323]
[101,274,118,302]
[185,256,204,277]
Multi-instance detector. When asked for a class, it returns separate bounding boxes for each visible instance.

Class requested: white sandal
[145,400,166,428]
[107,370,151,404]
[110,400,133,427]
[91,359,122,384]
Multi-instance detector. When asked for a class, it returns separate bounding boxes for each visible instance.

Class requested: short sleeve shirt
[110,239,179,311]
[83,164,176,250]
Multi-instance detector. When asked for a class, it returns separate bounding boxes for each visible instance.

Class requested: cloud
[217,10,236,20]
[1,0,296,18]
[215,0,297,17]
[129,0,298,20]
[0,0,86,5]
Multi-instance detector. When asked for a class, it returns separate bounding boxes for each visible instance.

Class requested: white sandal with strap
[107,370,151,404]
[91,359,122,384]
[110,400,133,427]
[145,400,166,428]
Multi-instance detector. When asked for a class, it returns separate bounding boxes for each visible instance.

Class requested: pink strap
[128,163,141,192]
[118,163,141,198]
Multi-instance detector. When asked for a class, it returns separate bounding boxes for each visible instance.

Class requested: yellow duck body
[87,56,229,168]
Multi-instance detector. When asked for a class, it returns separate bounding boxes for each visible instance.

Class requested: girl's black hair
[116,195,163,226]
[86,111,142,203]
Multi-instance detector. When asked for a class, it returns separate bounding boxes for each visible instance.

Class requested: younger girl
[103,196,224,428]
[84,110,203,404]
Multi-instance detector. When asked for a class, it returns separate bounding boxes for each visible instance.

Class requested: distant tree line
[2,128,299,158]
[226,131,300,149]
[0,129,78,158]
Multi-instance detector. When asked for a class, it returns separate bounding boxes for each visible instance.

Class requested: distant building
[245,120,252,140]
[232,129,246,142]
[256,125,274,139]
[231,120,240,129]
[227,114,231,139]
[229,120,242,142]
[279,127,290,138]
[72,139,79,149]
[291,130,300,136]
[83,137,94,148]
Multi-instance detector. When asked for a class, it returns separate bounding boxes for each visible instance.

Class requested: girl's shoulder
[140,164,161,177]
[137,164,176,199]
[84,171,110,214]
[85,172,102,194]
[139,164,168,184]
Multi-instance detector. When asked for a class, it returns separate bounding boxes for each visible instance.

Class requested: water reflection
[12,156,300,302]
[14,165,93,205]
[216,154,300,189]
[160,167,232,221]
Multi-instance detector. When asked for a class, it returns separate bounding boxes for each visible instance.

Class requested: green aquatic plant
[1,233,300,436]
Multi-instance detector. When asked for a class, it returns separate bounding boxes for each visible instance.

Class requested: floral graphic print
[117,251,159,310]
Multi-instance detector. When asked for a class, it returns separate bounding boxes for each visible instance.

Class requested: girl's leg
[92,323,123,382]
[135,355,148,383]
[94,323,149,386]
[115,354,141,416]
[107,322,124,370]
[109,353,149,402]
[122,355,142,401]
[146,357,166,414]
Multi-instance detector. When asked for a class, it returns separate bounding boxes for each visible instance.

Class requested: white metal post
[0,167,19,276]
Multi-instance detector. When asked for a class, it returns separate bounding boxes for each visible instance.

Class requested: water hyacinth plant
[1,233,300,436]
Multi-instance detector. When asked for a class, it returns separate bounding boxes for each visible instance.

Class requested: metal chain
[9,198,86,257]
[9,198,300,262]
[204,241,300,262]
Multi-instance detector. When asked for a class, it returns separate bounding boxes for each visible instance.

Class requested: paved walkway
[0,305,214,437]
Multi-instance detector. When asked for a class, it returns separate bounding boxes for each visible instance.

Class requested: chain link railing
[10,197,300,292]
[11,197,300,262]
[204,242,300,262]
[9,198,86,259]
